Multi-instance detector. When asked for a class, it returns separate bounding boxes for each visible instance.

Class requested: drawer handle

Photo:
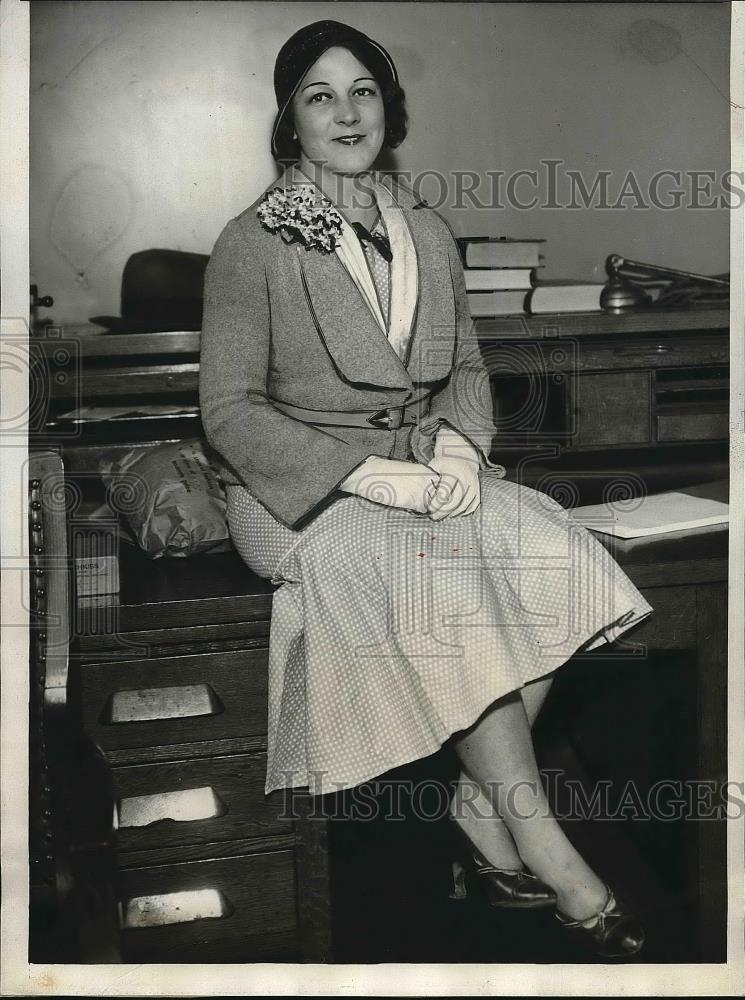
[612,345,674,356]
[102,684,223,723]
[116,786,226,829]
[120,888,232,929]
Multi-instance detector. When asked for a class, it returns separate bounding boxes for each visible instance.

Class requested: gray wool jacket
[199,169,502,530]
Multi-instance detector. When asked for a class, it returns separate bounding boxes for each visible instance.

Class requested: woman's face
[291,46,385,175]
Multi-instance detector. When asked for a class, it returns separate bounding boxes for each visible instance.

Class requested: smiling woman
[198,18,654,961]
[270,40,407,231]
[270,21,407,172]
[293,48,385,160]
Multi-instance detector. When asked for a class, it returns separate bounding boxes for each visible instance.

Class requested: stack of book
[457,237,543,316]
[457,236,606,316]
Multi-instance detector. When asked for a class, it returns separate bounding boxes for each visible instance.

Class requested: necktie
[351,221,393,262]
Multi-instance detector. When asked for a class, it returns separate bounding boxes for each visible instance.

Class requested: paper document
[571,490,729,538]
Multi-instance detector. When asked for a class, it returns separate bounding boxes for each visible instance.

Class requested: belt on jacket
[268,392,432,430]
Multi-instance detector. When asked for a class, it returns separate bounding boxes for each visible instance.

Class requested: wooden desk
[72,488,729,963]
[51,305,727,961]
[590,491,728,961]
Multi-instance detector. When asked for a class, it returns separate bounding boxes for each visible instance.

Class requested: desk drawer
[576,336,729,372]
[570,371,652,447]
[655,367,729,443]
[80,649,268,750]
[113,753,290,851]
[119,849,296,962]
[657,408,728,442]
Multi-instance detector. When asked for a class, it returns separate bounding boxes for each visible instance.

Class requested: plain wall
[30,1,731,324]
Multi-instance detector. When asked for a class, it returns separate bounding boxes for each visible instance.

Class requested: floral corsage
[257,185,343,253]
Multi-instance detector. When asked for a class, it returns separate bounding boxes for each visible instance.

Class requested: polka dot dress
[359,215,391,326]
[226,473,653,796]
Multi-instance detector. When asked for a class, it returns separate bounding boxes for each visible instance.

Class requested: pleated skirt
[226,472,653,796]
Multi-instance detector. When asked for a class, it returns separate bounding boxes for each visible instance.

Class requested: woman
[199,19,653,959]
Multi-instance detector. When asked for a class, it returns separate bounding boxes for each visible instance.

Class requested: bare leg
[520,674,554,726]
[450,770,523,870]
[453,690,608,920]
[450,674,554,870]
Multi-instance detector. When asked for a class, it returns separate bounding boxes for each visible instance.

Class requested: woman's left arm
[412,233,507,477]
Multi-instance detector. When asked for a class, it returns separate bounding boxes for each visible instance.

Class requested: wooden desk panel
[591,498,729,962]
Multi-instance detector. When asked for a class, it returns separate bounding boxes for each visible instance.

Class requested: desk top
[41,306,728,359]
[475,305,728,340]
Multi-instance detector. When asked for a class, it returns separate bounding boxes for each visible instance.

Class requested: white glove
[425,426,482,520]
[339,456,441,514]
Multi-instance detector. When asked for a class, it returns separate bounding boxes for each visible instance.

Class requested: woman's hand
[425,425,482,520]
[425,454,481,520]
[339,456,441,514]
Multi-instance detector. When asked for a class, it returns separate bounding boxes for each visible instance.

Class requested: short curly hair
[272,41,408,164]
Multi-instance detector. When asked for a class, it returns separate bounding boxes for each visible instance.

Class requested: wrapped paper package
[99,438,231,558]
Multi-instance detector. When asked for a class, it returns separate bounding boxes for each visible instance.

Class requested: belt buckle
[368,406,403,430]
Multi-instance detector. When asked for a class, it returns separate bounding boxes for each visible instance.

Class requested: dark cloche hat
[271,19,399,159]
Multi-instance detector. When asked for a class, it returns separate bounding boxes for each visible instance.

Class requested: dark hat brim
[89,315,201,334]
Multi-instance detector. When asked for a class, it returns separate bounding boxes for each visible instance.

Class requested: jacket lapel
[298,246,413,389]
[277,163,411,389]
[273,165,456,389]
[379,176,457,384]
